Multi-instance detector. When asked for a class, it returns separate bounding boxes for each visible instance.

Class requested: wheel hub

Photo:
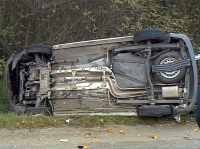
[160,57,180,79]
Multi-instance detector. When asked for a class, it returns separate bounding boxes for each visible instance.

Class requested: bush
[0,78,8,113]
[0,58,5,76]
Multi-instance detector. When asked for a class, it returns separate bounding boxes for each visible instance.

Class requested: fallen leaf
[193,128,198,132]
[120,130,125,135]
[107,129,112,133]
[151,134,158,140]
[153,136,158,139]
[100,118,104,123]
[151,134,155,138]
[78,146,87,149]
[94,135,100,139]
[85,135,90,138]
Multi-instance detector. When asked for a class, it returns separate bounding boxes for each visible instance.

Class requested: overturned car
[4,29,198,117]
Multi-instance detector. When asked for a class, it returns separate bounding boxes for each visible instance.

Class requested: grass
[0,113,65,129]
[0,79,196,130]
[0,113,195,130]
[0,78,9,113]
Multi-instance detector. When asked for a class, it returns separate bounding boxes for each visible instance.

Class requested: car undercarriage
[4,29,198,117]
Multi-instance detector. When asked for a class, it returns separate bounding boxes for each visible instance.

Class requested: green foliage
[116,0,199,51]
[0,78,8,113]
[0,58,5,76]
[0,0,199,59]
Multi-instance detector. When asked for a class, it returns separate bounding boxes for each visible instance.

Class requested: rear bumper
[170,33,198,115]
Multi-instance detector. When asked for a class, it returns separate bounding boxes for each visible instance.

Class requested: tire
[155,52,186,83]
[138,105,171,117]
[26,44,52,56]
[134,28,168,43]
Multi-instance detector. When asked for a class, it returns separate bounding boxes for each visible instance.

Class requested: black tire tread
[134,28,167,43]
[26,44,52,56]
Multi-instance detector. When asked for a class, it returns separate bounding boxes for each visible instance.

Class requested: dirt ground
[0,122,199,149]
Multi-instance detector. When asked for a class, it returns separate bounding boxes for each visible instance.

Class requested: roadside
[0,122,199,149]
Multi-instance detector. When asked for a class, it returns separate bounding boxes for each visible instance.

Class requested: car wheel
[155,52,186,83]
[26,44,52,56]
[7,96,27,114]
[134,28,168,43]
